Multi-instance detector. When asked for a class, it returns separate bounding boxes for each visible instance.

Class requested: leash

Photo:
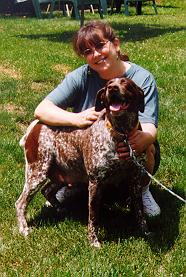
[123,138,186,204]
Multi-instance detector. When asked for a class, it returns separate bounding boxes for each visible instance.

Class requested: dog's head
[95,77,144,114]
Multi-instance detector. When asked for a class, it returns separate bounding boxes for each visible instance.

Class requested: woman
[35,20,160,217]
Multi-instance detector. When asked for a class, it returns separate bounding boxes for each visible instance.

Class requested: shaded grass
[0,0,185,275]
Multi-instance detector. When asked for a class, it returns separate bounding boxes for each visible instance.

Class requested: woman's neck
[99,61,131,80]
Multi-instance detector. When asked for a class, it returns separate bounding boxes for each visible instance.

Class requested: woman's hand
[117,129,155,160]
[76,107,101,128]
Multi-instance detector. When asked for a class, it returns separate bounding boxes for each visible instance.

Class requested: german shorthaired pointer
[16,77,149,248]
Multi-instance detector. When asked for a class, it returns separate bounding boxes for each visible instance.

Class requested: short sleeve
[139,76,159,127]
[45,65,88,110]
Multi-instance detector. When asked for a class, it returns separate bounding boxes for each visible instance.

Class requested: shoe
[142,185,161,217]
[56,187,68,203]
[56,185,86,203]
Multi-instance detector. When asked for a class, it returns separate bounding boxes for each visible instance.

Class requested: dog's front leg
[129,175,149,236]
[88,180,101,248]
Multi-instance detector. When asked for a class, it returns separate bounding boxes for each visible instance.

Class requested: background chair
[111,0,157,15]
[78,0,107,23]
[31,0,57,18]
[62,0,80,19]
[29,0,80,19]
[124,0,157,15]
[31,0,107,23]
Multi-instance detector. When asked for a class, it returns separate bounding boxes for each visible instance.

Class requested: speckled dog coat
[15,77,149,248]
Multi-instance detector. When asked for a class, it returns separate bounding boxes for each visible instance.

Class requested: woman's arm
[117,123,157,159]
[128,123,157,152]
[34,99,100,128]
[141,123,157,144]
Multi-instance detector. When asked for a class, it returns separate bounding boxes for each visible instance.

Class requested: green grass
[0,0,185,275]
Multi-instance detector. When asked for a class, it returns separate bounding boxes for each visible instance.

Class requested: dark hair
[73,20,129,61]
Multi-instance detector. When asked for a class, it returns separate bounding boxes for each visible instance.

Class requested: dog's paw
[19,226,31,237]
[91,240,101,248]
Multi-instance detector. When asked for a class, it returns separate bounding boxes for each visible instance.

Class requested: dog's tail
[19,119,39,147]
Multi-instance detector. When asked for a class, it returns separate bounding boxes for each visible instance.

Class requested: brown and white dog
[15,77,149,247]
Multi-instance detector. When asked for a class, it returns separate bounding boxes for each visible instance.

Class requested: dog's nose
[108,85,119,92]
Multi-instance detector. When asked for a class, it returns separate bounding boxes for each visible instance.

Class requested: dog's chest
[83,121,132,182]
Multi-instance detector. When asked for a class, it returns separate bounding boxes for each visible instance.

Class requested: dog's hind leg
[15,162,50,236]
[88,180,102,248]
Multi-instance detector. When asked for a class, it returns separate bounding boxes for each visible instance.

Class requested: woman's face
[84,38,120,78]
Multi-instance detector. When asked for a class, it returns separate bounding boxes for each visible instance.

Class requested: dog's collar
[106,119,140,140]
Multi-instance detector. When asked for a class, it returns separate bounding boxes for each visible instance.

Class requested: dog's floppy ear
[95,87,106,111]
[137,87,145,113]
[136,86,145,113]
[132,82,144,113]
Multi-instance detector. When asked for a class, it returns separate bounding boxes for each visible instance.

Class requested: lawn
[0,0,185,276]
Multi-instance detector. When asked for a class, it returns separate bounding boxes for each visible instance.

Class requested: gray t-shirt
[46,62,159,127]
